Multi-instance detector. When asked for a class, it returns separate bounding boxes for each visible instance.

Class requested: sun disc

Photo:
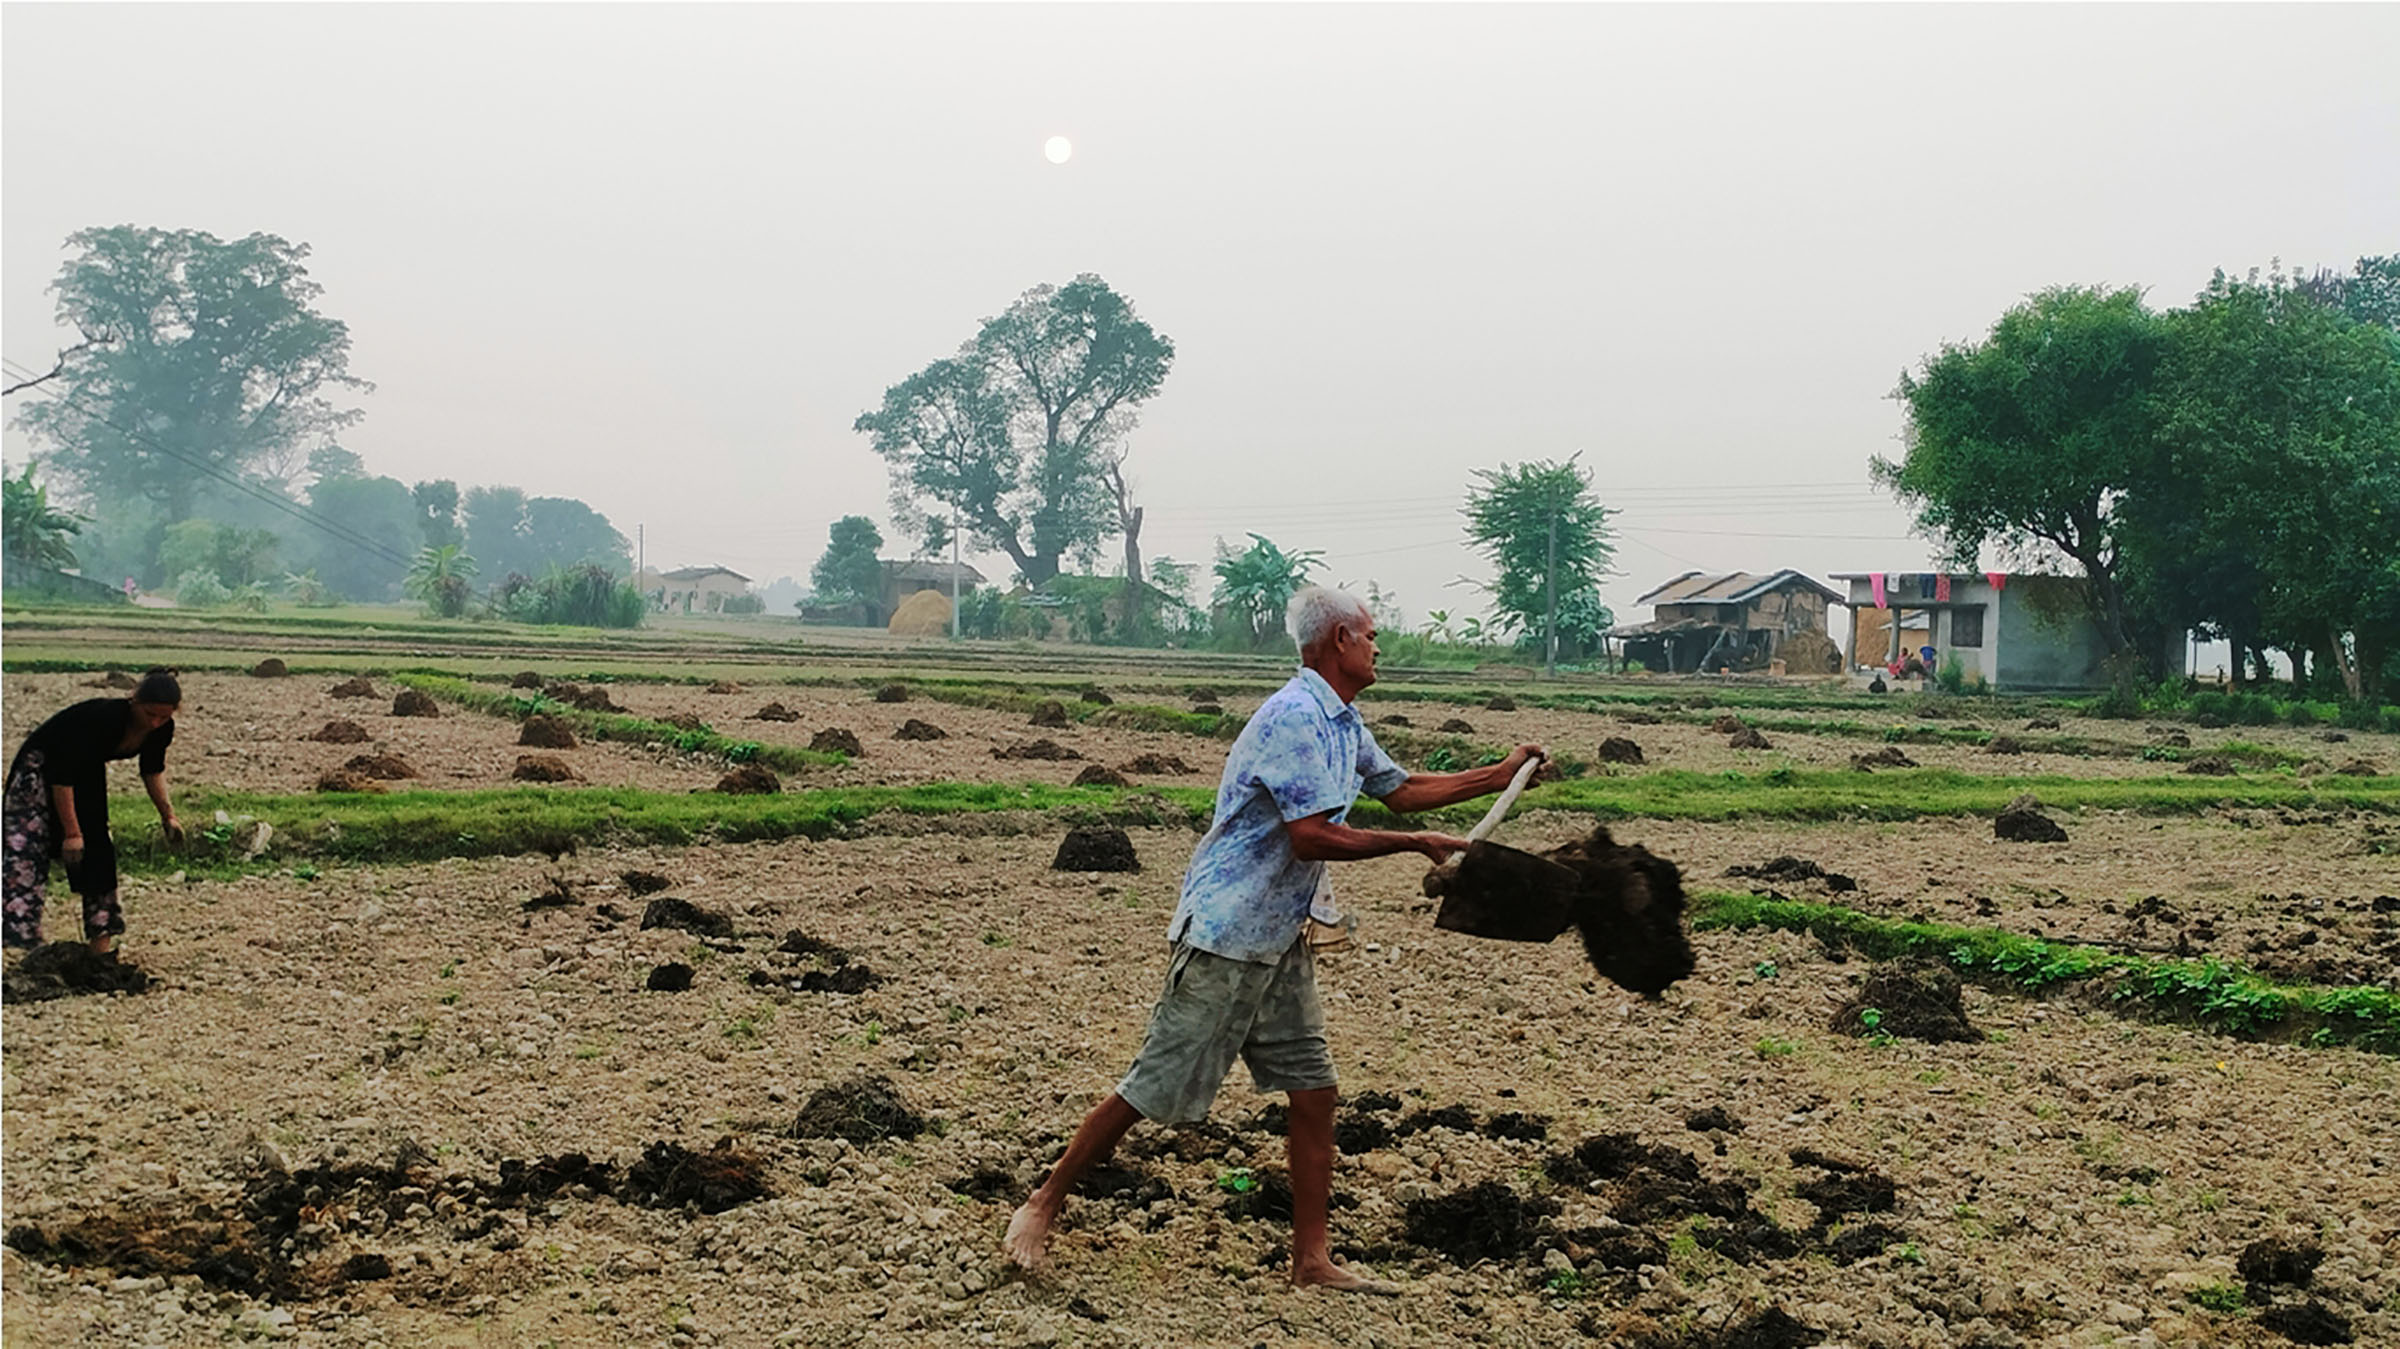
[1044,136,1073,165]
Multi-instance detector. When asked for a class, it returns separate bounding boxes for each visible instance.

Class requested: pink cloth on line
[1934,574,1952,602]
[1871,573,1887,609]
[1985,572,2007,591]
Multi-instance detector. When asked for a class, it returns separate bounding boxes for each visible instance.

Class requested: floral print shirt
[1166,669,1409,963]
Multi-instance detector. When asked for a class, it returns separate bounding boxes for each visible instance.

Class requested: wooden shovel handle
[1466,754,1545,844]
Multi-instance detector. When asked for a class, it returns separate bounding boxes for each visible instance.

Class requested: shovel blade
[1431,841,1580,943]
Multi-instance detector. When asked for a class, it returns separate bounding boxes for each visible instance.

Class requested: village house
[636,564,752,614]
[879,559,985,621]
[1607,570,1844,674]
[1830,571,2188,690]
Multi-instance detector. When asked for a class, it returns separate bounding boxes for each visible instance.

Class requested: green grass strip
[1515,768,2400,822]
[114,782,1218,874]
[1692,890,2400,1053]
[390,674,846,773]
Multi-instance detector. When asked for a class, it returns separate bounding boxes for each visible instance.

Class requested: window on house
[1951,605,1985,648]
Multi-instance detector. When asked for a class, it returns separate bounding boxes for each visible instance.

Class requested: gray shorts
[1115,937,1335,1124]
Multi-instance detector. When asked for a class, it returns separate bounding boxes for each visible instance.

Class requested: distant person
[1867,674,1889,694]
[1004,586,1541,1293]
[3,670,185,953]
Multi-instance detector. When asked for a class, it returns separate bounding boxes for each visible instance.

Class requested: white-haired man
[1006,585,1544,1292]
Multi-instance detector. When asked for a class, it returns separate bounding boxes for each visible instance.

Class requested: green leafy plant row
[1693,891,2400,1052]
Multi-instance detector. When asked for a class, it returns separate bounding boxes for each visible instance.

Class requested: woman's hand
[60,833,85,867]
[161,816,186,849]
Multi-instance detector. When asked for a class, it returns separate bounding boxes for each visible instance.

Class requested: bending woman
[4,669,186,953]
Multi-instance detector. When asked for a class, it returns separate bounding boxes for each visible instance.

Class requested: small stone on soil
[645,962,694,991]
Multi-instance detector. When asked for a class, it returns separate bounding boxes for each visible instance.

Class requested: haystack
[886,589,952,638]
[1778,630,1841,675]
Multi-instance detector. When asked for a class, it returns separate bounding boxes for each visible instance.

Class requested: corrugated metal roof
[1634,570,1841,607]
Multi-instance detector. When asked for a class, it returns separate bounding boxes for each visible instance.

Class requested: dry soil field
[5,640,2398,1349]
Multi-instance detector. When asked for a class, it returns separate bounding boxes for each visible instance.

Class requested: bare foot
[1292,1258,1402,1294]
[1004,1201,1056,1271]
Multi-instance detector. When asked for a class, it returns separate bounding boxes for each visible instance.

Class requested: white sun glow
[1044,136,1073,165]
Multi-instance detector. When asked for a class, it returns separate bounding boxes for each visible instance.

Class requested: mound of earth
[2025,717,2062,730]
[2184,754,2237,775]
[1377,714,1412,727]
[1851,746,1916,769]
[2335,759,2382,777]
[646,963,694,992]
[518,714,578,749]
[793,1075,926,1143]
[1995,793,2068,843]
[994,739,1081,761]
[1028,700,1071,728]
[2,943,152,1004]
[512,754,581,783]
[1727,726,1772,750]
[656,712,706,732]
[713,766,781,794]
[303,719,371,745]
[390,689,440,717]
[342,753,420,780]
[250,658,289,678]
[1482,1112,1550,1142]
[1192,703,1225,717]
[2239,1235,2323,1290]
[1831,958,1978,1043]
[326,677,375,698]
[544,682,625,713]
[1599,737,1646,765]
[1053,826,1140,872]
[1122,753,1195,775]
[2153,729,2194,748]
[892,719,947,741]
[1984,735,2025,756]
[777,930,851,963]
[1486,694,1518,711]
[509,671,544,688]
[1439,718,1475,734]
[1686,1106,1743,1133]
[799,965,884,994]
[706,680,742,695]
[639,897,735,938]
[1219,1166,1296,1223]
[2255,1302,2353,1346]
[1188,688,1219,704]
[874,683,909,703]
[1336,1115,1392,1152]
[2318,730,2351,743]
[751,702,799,722]
[1072,765,1131,788]
[1725,857,1856,892]
[810,728,863,756]
[1711,714,1746,734]
[1395,1104,1477,1136]
[1631,1307,1826,1349]
[1080,688,1113,705]
[314,769,386,794]
[1401,1181,1557,1265]
[88,671,140,690]
[1620,710,1662,725]
[619,1138,770,1213]
[621,870,672,896]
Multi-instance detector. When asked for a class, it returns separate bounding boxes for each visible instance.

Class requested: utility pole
[637,523,645,610]
[950,505,961,640]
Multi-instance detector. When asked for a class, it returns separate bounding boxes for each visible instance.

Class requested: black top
[11,698,175,792]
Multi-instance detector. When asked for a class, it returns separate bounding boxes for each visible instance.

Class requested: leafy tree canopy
[811,515,885,606]
[3,463,88,571]
[1212,533,1322,647]
[856,275,1173,585]
[1460,455,1618,658]
[12,227,368,522]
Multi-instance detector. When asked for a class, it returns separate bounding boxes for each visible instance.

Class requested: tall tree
[2,463,89,570]
[11,227,369,523]
[2142,265,2400,700]
[411,480,463,550]
[463,485,532,580]
[1876,286,2167,675]
[524,496,630,574]
[306,471,417,600]
[856,275,1174,585]
[811,515,885,608]
[1460,456,1618,666]
[405,543,477,619]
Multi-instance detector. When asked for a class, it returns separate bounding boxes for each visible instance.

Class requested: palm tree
[2,463,88,571]
[404,544,477,618]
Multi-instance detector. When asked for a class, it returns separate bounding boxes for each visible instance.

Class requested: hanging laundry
[1917,573,1937,599]
[1871,573,1887,609]
[1985,572,2008,592]
[1935,574,1952,602]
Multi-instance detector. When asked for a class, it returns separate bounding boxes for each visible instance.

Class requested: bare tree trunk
[1103,456,1144,640]
[2328,622,2364,701]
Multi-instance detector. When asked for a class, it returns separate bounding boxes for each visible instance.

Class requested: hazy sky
[6,3,2396,631]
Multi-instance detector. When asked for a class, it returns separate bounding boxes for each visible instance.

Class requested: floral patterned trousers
[3,751,123,948]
